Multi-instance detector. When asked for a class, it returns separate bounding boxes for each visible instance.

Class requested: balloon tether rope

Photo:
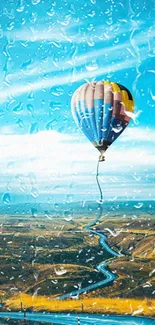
[96,159,103,218]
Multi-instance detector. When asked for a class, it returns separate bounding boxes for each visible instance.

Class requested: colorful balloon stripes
[71,81,134,161]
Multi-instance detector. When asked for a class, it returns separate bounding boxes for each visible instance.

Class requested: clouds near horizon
[0,127,155,202]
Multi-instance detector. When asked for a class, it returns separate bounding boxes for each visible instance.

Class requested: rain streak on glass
[0,0,154,323]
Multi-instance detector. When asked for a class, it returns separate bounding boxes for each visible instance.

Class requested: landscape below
[0,208,154,317]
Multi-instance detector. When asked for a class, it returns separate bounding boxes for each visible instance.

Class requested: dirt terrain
[0,215,154,302]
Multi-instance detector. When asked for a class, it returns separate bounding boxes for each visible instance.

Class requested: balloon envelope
[71,81,134,160]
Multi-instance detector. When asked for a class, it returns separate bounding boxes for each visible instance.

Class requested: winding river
[58,207,120,299]
[0,208,154,324]
[0,312,154,324]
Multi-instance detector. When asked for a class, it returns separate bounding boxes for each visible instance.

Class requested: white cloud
[4,20,146,44]
[1,127,155,170]
[0,22,153,103]
[4,41,144,84]
[5,42,130,83]
[0,127,155,200]
[4,22,126,43]
[120,127,155,142]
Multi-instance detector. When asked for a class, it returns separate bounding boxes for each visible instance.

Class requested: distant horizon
[1,193,155,204]
[0,197,155,216]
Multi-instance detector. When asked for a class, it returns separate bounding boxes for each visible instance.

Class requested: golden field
[5,293,155,317]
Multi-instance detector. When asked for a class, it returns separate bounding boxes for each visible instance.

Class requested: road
[0,312,154,325]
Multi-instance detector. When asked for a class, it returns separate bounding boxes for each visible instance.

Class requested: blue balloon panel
[73,99,127,145]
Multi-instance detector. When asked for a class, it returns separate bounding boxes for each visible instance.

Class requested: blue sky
[0,0,155,206]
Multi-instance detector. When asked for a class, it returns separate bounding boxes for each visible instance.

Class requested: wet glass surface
[0,0,155,323]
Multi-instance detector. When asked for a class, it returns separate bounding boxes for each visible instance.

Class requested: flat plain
[0,213,154,316]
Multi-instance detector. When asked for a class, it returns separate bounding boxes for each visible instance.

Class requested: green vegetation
[0,214,154,305]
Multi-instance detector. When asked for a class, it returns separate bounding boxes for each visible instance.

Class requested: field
[4,294,155,318]
[0,212,154,316]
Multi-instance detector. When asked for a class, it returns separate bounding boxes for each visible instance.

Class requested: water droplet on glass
[31,208,37,217]
[133,174,141,181]
[87,37,95,47]
[150,89,155,101]
[21,58,33,70]
[44,210,52,219]
[7,22,14,31]
[65,194,74,203]
[54,203,59,209]
[47,8,55,17]
[2,193,11,204]
[28,91,34,101]
[112,125,123,133]
[125,110,142,125]
[88,10,95,17]
[51,86,64,96]
[101,127,107,132]
[0,109,4,117]
[134,202,143,209]
[16,0,25,12]
[30,187,39,198]
[50,41,61,48]
[31,0,40,5]
[29,122,38,134]
[21,17,26,25]
[0,26,4,38]
[86,60,98,71]
[49,101,62,111]
[27,104,34,116]
[45,120,53,130]
[63,210,73,222]
[109,196,117,202]
[54,267,67,276]
[13,102,23,114]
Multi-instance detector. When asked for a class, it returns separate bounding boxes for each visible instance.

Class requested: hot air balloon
[71,81,134,161]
